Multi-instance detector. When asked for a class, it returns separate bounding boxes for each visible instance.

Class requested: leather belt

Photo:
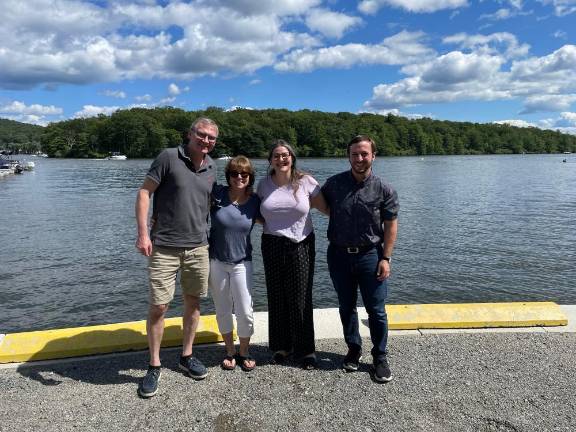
[335,244,376,254]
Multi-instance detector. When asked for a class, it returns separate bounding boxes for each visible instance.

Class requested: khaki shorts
[148,245,209,305]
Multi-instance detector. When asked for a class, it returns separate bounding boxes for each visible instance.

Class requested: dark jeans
[327,244,389,360]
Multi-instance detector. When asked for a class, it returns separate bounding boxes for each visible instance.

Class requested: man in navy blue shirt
[321,135,399,382]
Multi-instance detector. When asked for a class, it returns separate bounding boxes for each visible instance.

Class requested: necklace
[228,190,246,207]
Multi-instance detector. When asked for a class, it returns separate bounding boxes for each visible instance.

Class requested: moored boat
[106,152,128,160]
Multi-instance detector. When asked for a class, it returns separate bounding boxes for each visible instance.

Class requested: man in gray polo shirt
[321,135,399,383]
[135,117,218,398]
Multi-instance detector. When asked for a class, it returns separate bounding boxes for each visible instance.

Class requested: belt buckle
[346,247,359,254]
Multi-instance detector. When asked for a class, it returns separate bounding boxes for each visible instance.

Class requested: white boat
[0,157,23,175]
[106,152,127,160]
[218,155,232,161]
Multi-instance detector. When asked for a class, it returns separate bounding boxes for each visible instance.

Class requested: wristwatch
[382,256,392,263]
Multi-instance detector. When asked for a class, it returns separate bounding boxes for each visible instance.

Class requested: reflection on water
[1,154,575,332]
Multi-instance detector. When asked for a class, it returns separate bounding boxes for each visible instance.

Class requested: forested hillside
[4,107,576,158]
[0,118,44,153]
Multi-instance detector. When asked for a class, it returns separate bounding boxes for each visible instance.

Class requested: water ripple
[1,155,575,332]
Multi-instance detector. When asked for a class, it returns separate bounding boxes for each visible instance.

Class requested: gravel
[1,333,575,432]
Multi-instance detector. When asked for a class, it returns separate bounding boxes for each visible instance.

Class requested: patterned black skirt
[261,232,315,358]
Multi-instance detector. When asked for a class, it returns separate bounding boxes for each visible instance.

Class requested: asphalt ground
[1,332,575,432]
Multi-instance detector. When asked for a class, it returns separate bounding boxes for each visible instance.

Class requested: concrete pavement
[0,305,575,431]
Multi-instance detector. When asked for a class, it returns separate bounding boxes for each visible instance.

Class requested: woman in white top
[257,140,326,369]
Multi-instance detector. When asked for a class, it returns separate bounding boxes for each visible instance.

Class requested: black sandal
[235,354,256,372]
[271,350,291,365]
[300,356,317,370]
[221,355,236,371]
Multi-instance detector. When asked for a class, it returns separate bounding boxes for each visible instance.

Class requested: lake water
[1,154,575,333]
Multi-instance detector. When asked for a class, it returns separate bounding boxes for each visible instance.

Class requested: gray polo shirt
[147,145,216,248]
[321,170,399,247]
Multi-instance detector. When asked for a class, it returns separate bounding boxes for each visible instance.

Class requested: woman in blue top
[209,156,261,371]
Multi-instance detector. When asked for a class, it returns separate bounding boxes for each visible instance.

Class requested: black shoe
[179,356,208,380]
[372,357,392,382]
[342,348,362,371]
[270,350,291,365]
[300,355,317,370]
[138,366,161,398]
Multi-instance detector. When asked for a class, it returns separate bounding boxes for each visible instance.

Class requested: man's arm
[377,218,398,281]
[310,190,329,216]
[135,178,159,257]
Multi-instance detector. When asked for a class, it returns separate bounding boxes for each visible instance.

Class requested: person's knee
[149,303,169,319]
[366,306,387,322]
[183,294,201,312]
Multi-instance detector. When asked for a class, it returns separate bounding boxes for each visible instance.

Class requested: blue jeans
[327,244,389,360]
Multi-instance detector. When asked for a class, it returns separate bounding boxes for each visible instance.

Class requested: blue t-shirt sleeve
[210,184,227,212]
[252,194,262,221]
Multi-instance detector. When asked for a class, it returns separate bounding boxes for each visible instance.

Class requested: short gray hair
[190,117,219,136]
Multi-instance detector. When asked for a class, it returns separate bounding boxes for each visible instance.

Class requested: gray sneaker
[138,367,161,398]
[179,356,208,380]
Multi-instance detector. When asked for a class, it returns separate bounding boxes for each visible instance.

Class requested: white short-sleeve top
[257,174,320,243]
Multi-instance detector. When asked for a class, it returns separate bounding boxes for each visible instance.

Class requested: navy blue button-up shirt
[321,171,399,247]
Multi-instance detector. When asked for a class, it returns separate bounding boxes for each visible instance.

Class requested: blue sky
[0,0,575,133]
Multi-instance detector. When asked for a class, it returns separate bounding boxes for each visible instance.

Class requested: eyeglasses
[272,152,291,160]
[229,171,250,179]
[193,129,217,143]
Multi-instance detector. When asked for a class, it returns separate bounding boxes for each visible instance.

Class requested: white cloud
[249,79,262,85]
[134,94,152,102]
[364,51,507,110]
[74,105,120,118]
[226,105,254,111]
[276,30,435,72]
[168,83,181,96]
[305,8,362,39]
[0,114,50,126]
[443,32,530,59]
[510,44,576,90]
[553,30,567,39]
[0,100,63,125]
[159,97,176,105]
[480,8,513,20]
[494,113,576,134]
[0,0,322,89]
[0,100,62,115]
[560,111,576,123]
[358,0,468,14]
[520,94,576,113]
[361,108,428,119]
[493,119,537,127]
[364,38,576,114]
[102,90,126,98]
[208,0,322,15]
[541,111,576,134]
[540,0,576,16]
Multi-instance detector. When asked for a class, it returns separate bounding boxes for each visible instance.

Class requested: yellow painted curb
[387,302,568,330]
[0,315,223,364]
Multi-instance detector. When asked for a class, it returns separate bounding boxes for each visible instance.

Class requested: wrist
[382,256,391,263]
